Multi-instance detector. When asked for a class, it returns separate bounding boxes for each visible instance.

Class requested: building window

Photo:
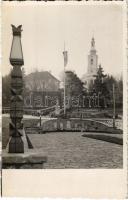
[91,58,93,65]
[42,81,45,90]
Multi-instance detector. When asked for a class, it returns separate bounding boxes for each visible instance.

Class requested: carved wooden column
[8,25,24,153]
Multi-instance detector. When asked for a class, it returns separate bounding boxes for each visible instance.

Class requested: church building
[82,37,98,89]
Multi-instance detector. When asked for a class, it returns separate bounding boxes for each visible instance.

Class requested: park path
[2,114,56,120]
[28,132,123,169]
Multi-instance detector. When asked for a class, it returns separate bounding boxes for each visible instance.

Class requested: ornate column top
[11,25,22,36]
[10,24,24,66]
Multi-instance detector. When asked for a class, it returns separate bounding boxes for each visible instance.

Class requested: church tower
[82,37,98,89]
[88,37,98,75]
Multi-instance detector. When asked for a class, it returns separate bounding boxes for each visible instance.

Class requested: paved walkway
[2,114,56,120]
[28,132,123,169]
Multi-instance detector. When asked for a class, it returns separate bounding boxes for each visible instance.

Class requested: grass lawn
[82,133,123,145]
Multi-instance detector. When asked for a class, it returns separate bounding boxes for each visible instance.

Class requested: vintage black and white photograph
[2,2,125,170]
[2,0,125,2]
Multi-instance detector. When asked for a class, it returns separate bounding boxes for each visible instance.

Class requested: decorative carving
[10,25,24,66]
[11,25,22,36]
[8,25,24,153]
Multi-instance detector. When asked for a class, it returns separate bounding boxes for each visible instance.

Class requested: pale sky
[2,3,124,80]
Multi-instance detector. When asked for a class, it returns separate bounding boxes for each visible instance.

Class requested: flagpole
[64,42,66,115]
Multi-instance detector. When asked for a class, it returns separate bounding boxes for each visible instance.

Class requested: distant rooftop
[26,71,60,83]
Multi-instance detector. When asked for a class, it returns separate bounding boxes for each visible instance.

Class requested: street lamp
[8,25,24,153]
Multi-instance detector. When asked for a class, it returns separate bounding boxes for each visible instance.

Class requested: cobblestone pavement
[28,132,123,169]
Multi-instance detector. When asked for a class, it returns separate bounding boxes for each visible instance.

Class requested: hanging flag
[63,50,68,67]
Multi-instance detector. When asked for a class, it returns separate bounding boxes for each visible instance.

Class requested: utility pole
[63,42,68,116]
[98,92,100,108]
[64,59,66,115]
[113,84,116,128]
[39,111,41,127]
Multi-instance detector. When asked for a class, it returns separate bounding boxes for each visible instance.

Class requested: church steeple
[87,37,98,75]
[82,36,99,89]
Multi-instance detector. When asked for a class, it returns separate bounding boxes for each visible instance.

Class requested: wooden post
[9,25,24,153]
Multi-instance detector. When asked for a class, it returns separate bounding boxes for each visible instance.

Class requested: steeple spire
[91,37,95,49]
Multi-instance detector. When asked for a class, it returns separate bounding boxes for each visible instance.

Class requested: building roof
[25,71,60,83]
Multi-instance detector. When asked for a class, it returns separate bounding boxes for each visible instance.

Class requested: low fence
[2,107,10,114]
[36,118,122,134]
[2,106,56,116]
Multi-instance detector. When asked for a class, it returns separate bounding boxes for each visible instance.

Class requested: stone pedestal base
[6,128,33,153]
[2,151,47,169]
[8,137,24,153]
